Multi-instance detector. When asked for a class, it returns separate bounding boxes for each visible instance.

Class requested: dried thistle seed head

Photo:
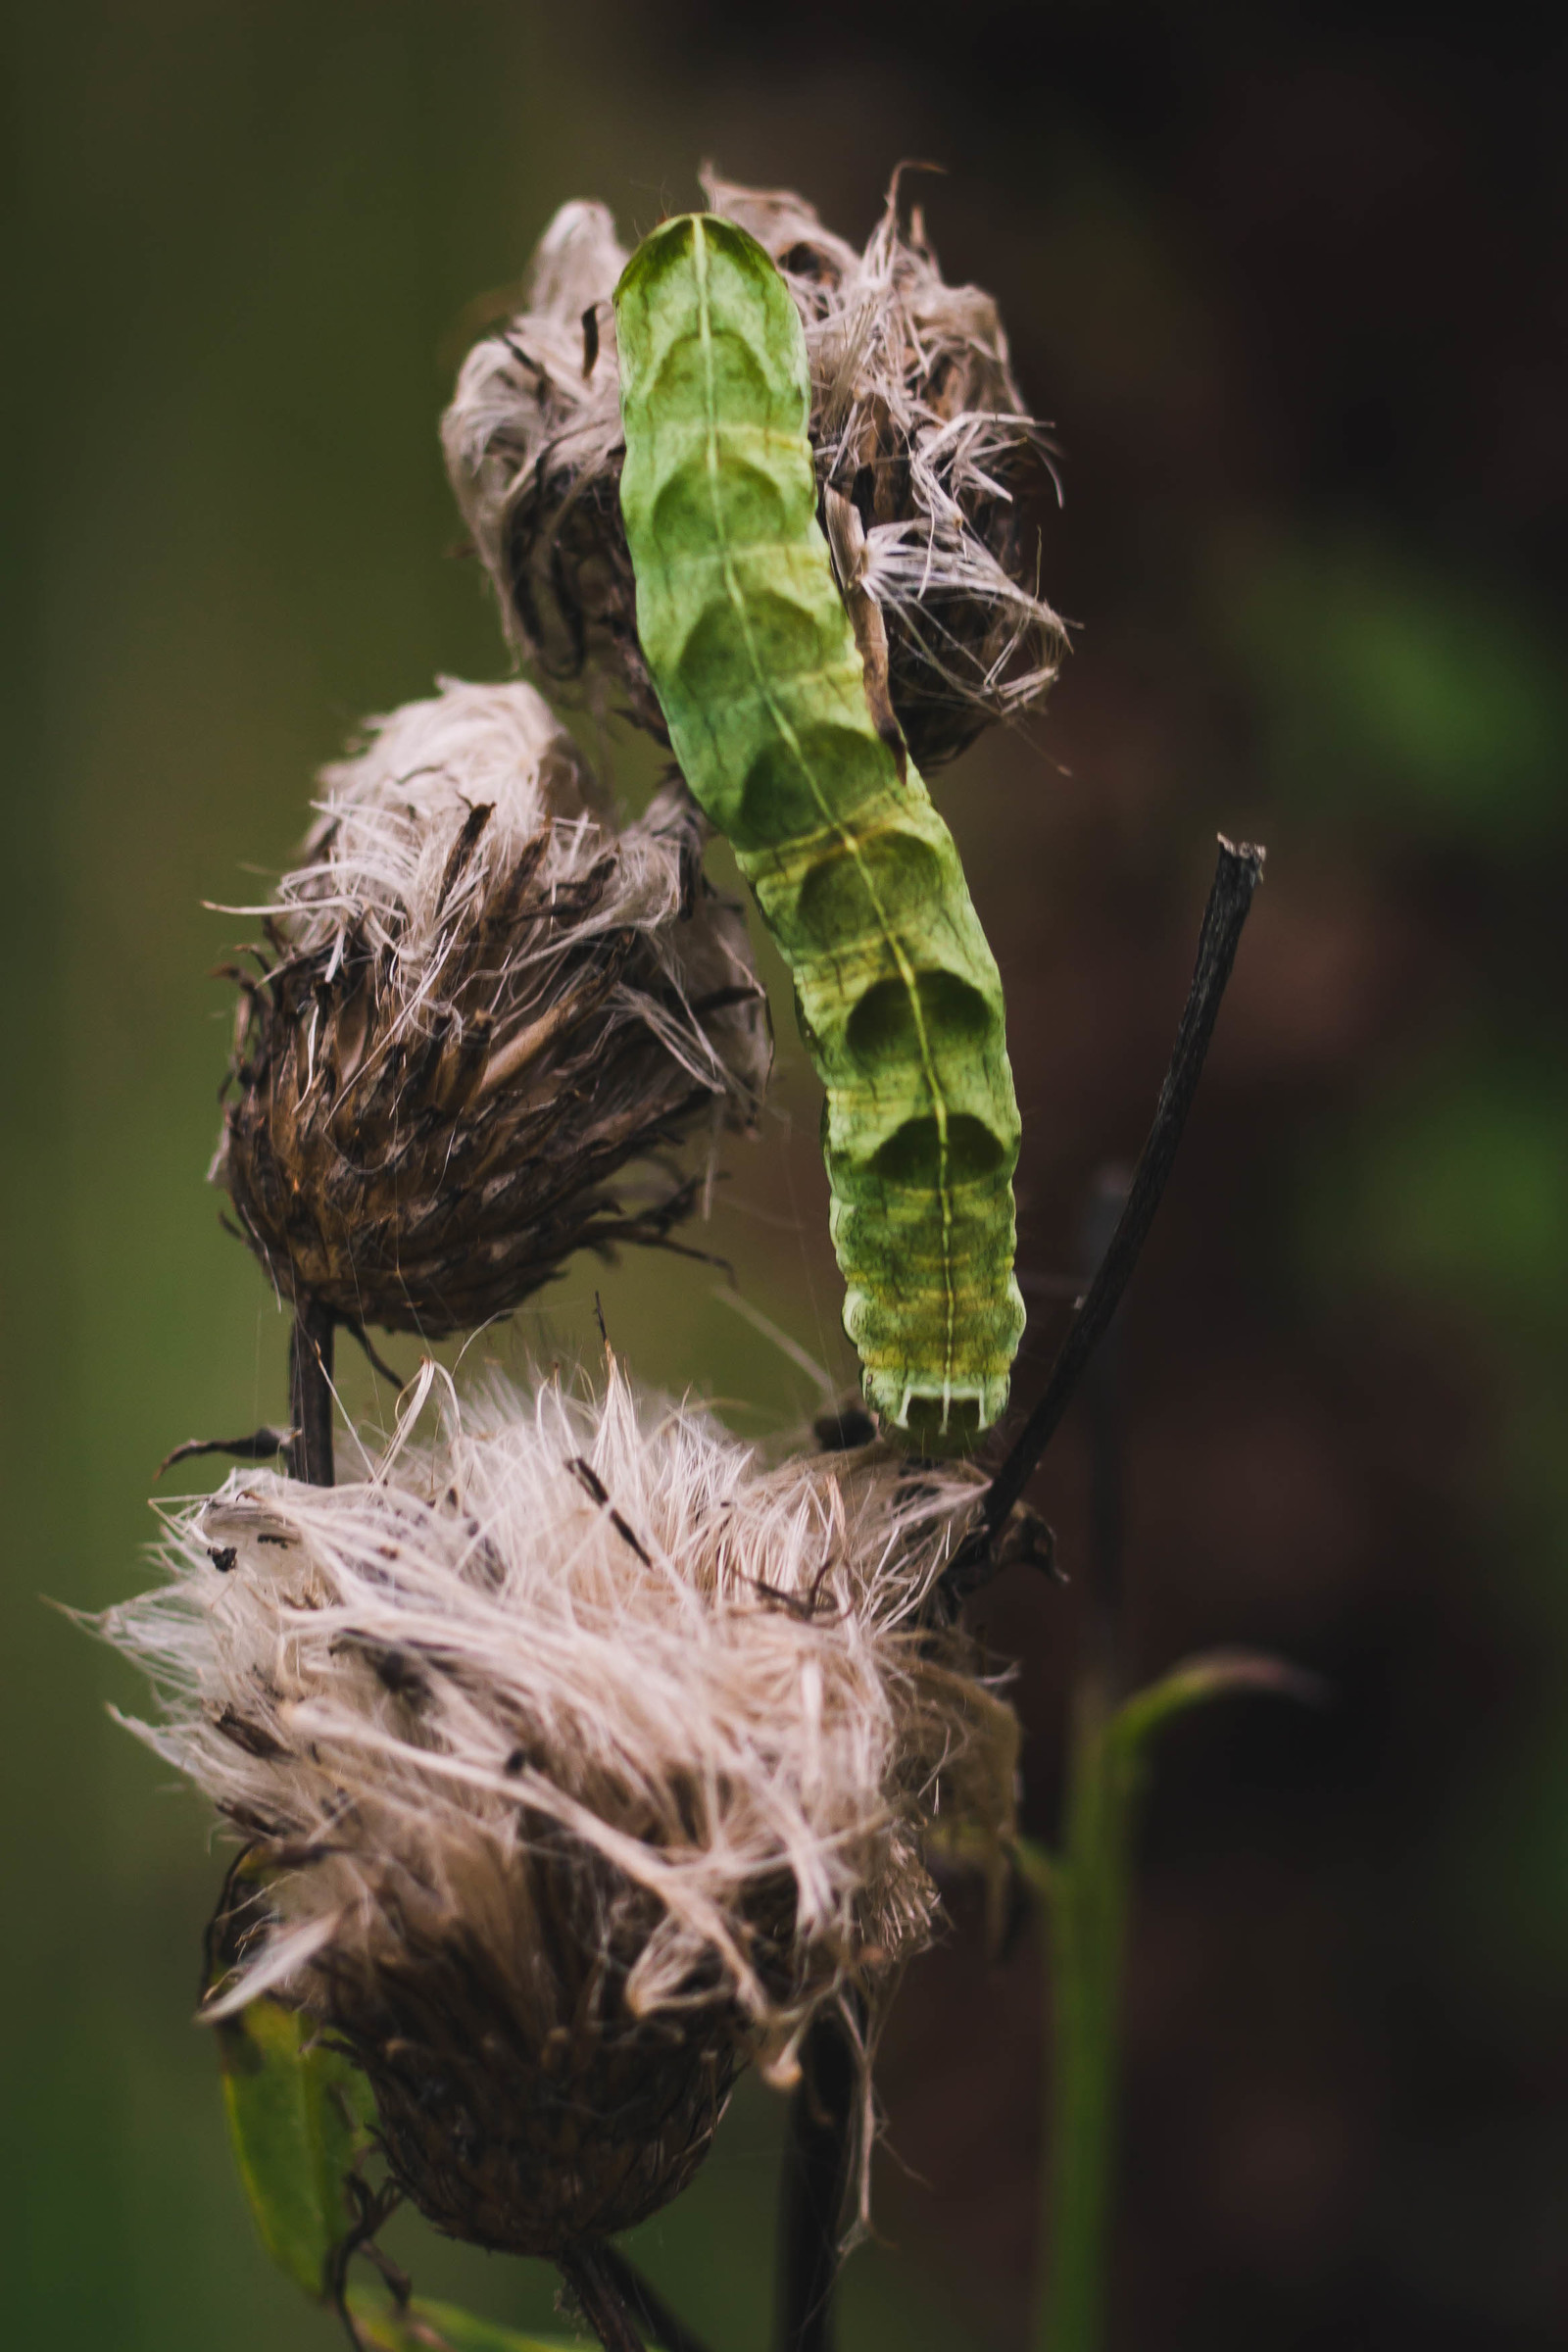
[102,1357,1018,2254]
[212,678,770,1336]
[443,177,1066,769]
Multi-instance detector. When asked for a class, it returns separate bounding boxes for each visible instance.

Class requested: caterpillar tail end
[848,1272,1025,1456]
[861,1368,1014,1459]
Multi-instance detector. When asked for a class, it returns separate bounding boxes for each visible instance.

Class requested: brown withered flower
[102,1358,1018,2256]
[213,677,769,1338]
[443,174,1066,768]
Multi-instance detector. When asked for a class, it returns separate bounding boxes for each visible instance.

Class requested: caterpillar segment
[615,212,1024,1448]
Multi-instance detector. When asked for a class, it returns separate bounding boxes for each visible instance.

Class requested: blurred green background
[4,4,1564,2345]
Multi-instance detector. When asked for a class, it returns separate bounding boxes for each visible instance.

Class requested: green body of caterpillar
[614,214,1024,1447]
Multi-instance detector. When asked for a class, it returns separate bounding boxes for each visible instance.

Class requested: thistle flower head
[443,176,1066,768]
[102,1360,1017,2255]
[214,677,769,1335]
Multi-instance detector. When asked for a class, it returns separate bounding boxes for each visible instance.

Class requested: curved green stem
[1033,1674,1138,2352]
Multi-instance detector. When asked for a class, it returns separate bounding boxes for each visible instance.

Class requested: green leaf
[347,2295,578,2352]
[214,1995,376,2298]
[1107,1647,1326,1763]
[204,1859,378,2300]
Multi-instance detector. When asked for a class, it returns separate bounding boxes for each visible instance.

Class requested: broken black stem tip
[287,1293,337,1488]
[946,837,1265,1602]
[776,2010,858,2352]
[593,2243,717,2352]
[155,1426,292,1479]
[560,2244,650,2352]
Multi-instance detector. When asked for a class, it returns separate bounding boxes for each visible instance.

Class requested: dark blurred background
[4,3,1565,2346]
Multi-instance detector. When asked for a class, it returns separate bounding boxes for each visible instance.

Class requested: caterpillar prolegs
[615,214,1025,1448]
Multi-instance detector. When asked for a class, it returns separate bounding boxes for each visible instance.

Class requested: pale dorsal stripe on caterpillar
[615,213,1024,1448]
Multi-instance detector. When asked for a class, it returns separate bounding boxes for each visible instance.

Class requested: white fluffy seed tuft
[102,1355,1015,2045]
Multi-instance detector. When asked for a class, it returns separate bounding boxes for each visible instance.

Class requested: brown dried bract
[212,679,769,1336]
[219,1832,757,2256]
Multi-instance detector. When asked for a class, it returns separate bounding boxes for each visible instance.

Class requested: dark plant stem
[560,2245,649,2352]
[775,2011,858,2352]
[594,2244,717,2352]
[1030,1173,1134,2352]
[946,837,1263,1603]
[287,1294,336,1486]
[956,841,1264,2347]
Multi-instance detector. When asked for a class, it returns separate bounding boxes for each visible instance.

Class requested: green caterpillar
[615,214,1024,1448]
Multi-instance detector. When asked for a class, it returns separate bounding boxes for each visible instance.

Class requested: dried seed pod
[443,177,1066,769]
[102,1358,1018,2256]
[212,678,770,1336]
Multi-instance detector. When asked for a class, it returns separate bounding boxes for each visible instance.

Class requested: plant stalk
[1034,1674,1138,2352]
[593,2243,716,2352]
[561,2246,648,2352]
[1034,1169,1135,2352]
[945,838,1264,1605]
[775,2010,858,2352]
[288,1294,336,1486]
